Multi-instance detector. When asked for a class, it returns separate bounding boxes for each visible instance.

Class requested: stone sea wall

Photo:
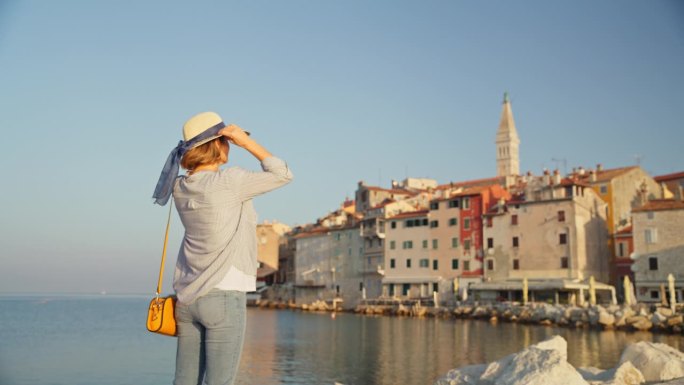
[352,302,684,334]
[252,299,684,334]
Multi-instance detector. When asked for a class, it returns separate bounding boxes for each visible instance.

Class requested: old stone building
[631,194,684,303]
[478,172,610,303]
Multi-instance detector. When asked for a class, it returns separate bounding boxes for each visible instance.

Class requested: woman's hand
[219,124,251,147]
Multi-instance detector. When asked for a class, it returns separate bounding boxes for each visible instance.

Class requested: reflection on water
[239,309,683,385]
[0,297,681,385]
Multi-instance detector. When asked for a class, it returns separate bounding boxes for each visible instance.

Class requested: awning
[470,279,614,291]
[382,276,441,284]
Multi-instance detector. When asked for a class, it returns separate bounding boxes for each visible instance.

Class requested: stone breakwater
[349,302,684,334]
[434,335,684,385]
[252,299,684,334]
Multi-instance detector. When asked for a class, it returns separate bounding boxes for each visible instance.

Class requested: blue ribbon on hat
[152,122,226,206]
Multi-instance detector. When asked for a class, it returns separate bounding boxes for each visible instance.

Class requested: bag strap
[156,200,174,296]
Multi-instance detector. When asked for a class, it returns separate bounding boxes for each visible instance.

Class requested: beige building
[571,165,665,285]
[478,172,610,303]
[631,196,684,303]
[383,210,438,298]
[256,221,291,283]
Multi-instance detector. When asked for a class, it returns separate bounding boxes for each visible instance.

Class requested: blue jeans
[174,290,246,385]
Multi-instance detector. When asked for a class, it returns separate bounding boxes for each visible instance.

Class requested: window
[451,237,459,248]
[645,229,657,244]
[432,239,438,249]
[422,240,428,249]
[463,218,471,230]
[403,240,413,249]
[512,237,519,248]
[487,260,494,271]
[486,217,493,227]
[464,239,471,251]
[391,221,396,229]
[390,241,396,250]
[430,220,439,228]
[558,210,565,222]
[430,201,439,210]
[452,259,459,269]
[650,290,659,299]
[389,259,395,269]
[406,259,412,268]
[462,198,470,209]
[448,199,459,208]
[561,257,568,269]
[559,233,567,245]
[513,259,519,270]
[647,211,654,220]
[487,238,494,249]
[422,218,428,226]
[599,184,608,194]
[463,260,470,271]
[649,256,658,270]
[448,218,458,226]
[617,242,625,257]
[433,260,439,270]
[511,214,518,225]
[419,258,429,268]
[433,283,438,293]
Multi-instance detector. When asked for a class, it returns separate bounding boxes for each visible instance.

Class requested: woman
[152,111,293,385]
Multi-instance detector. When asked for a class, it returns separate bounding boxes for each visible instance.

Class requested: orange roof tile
[633,199,684,212]
[655,171,684,182]
[389,209,429,220]
[435,176,503,190]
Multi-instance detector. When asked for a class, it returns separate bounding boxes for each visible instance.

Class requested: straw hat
[182,111,224,147]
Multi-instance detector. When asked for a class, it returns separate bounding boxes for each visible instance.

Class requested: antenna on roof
[551,158,567,175]
[634,154,642,166]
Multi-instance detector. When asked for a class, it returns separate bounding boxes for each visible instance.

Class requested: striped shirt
[172,156,293,304]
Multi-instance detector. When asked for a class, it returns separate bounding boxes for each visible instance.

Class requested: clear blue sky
[1,1,682,294]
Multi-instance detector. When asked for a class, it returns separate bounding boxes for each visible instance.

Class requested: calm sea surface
[1,295,683,385]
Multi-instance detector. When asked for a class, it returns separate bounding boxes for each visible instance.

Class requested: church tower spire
[496,92,520,178]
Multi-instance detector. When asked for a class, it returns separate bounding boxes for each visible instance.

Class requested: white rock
[619,341,684,382]
[434,336,587,385]
[578,361,645,385]
[433,364,486,385]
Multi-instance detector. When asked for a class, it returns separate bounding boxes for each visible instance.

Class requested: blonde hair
[181,139,223,172]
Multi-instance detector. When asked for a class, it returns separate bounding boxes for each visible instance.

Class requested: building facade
[631,197,684,303]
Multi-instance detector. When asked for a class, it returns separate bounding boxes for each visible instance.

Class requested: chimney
[553,169,561,185]
[596,163,603,172]
[391,179,397,188]
[661,182,668,199]
[578,166,586,176]
[589,170,597,182]
[677,185,683,202]
[543,169,551,185]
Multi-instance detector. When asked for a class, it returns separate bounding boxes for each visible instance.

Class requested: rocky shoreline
[251,299,684,334]
[434,335,684,385]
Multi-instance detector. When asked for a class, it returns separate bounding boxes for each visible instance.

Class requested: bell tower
[496,92,520,178]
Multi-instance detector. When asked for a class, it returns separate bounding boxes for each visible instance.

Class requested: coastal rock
[656,307,674,317]
[578,361,645,385]
[599,311,616,328]
[631,319,653,331]
[652,311,668,326]
[619,341,684,382]
[435,336,588,385]
[435,364,487,385]
[667,315,683,326]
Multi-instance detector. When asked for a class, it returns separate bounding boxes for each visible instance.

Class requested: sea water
[1,295,682,385]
